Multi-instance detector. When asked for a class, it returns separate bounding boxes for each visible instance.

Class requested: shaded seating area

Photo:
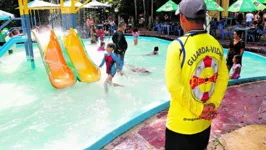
[218,24,234,40]
[148,0,266,46]
[152,22,183,36]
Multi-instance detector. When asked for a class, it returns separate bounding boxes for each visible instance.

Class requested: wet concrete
[104,81,266,150]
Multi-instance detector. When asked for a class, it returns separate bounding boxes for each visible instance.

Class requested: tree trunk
[151,0,153,19]
[143,0,146,27]
[134,0,138,25]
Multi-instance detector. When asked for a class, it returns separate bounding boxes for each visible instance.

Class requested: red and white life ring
[190,56,218,103]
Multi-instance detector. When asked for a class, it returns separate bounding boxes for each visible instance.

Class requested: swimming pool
[0,37,266,150]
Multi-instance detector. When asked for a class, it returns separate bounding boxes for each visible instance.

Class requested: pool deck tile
[104,81,266,150]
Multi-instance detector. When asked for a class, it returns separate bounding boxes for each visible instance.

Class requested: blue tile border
[228,76,266,86]
[84,77,266,150]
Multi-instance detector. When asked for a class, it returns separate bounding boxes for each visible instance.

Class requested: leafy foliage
[0,0,182,27]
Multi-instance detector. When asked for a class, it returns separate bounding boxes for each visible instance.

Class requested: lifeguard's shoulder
[167,37,187,54]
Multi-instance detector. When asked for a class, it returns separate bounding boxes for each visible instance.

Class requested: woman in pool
[230,55,242,79]
[226,30,245,71]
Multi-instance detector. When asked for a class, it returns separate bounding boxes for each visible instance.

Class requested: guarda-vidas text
[187,46,223,66]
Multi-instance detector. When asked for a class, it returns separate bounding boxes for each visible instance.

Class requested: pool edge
[85,100,170,150]
[84,77,266,150]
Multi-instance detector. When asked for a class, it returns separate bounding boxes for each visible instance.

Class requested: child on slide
[98,43,124,93]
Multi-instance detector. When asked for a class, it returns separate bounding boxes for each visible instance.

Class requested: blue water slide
[0,36,26,57]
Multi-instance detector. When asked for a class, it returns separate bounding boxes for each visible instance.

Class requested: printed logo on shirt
[183,117,200,121]
[187,46,223,66]
[189,56,219,103]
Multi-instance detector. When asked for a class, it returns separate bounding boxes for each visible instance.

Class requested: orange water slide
[32,30,76,89]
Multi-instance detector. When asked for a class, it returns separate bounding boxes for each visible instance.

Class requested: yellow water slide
[32,30,76,89]
[64,28,101,82]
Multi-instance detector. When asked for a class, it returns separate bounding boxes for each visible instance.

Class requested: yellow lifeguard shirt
[165,32,229,135]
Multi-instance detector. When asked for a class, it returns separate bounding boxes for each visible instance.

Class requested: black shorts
[165,127,211,150]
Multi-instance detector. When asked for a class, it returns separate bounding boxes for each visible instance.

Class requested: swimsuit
[97,47,105,51]
[99,53,123,76]
[230,64,241,79]
[98,31,104,41]
[132,32,139,40]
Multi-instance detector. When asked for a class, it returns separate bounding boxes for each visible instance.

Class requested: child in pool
[99,43,124,93]
[131,67,150,73]
[125,65,151,73]
[97,42,105,51]
[146,46,159,56]
[98,28,105,42]
[105,29,110,40]
[230,55,242,79]
[132,28,139,46]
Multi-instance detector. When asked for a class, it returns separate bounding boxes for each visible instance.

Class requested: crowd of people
[87,15,115,44]
[235,10,266,41]
[237,10,266,29]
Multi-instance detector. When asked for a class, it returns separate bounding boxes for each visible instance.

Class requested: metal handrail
[0,18,24,31]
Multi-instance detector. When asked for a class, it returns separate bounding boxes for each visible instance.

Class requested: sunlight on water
[0,37,266,150]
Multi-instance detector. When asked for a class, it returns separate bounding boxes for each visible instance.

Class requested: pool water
[0,37,266,150]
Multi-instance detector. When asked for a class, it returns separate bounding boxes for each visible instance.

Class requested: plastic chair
[173,25,182,36]
[152,25,157,31]
[210,20,218,36]
[153,24,162,34]
[257,29,266,41]
[218,24,233,40]
[220,19,227,28]
[247,34,255,42]
[234,24,242,28]
[110,25,116,34]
